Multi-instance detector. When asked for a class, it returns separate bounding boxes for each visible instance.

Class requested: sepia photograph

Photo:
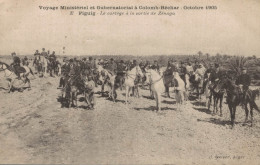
[0,0,260,164]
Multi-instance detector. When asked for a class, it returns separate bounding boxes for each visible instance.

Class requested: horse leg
[165,86,170,98]
[219,96,223,117]
[112,84,116,102]
[125,86,129,104]
[244,103,249,123]
[26,77,31,89]
[249,103,254,127]
[154,92,158,111]
[230,106,236,128]
[213,96,216,115]
[68,93,72,108]
[136,85,140,98]
[74,92,78,108]
[8,80,14,93]
[215,97,219,115]
[158,93,162,111]
[101,83,104,94]
[150,85,154,99]
[111,84,115,102]
[228,104,233,126]
[208,93,212,111]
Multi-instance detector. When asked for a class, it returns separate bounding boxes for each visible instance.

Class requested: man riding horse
[48,51,56,77]
[10,52,25,79]
[116,60,127,90]
[178,61,187,87]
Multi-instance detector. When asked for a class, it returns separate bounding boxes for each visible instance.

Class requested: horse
[96,65,117,102]
[208,80,225,116]
[145,68,165,111]
[38,56,48,77]
[221,79,260,128]
[47,59,57,77]
[189,73,204,100]
[173,72,186,110]
[0,62,34,92]
[184,73,191,101]
[61,75,82,108]
[124,66,144,103]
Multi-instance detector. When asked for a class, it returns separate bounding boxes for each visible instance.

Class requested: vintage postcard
[0,0,260,164]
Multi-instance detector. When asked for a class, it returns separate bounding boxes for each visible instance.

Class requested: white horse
[145,69,165,111]
[173,72,186,110]
[96,65,117,102]
[184,73,191,101]
[124,66,143,103]
[0,62,33,92]
[38,56,48,77]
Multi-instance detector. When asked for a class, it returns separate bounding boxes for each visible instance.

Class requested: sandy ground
[1,71,260,164]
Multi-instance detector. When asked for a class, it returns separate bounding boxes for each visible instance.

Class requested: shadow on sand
[134,106,176,111]
[162,100,176,104]
[193,107,212,115]
[191,101,206,107]
[142,95,154,100]
[197,118,234,127]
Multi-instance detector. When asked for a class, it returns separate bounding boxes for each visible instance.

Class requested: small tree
[229,56,247,76]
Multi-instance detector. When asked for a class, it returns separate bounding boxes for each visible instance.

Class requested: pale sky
[0,0,259,56]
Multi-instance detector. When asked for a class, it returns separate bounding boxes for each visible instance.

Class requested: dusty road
[0,75,260,164]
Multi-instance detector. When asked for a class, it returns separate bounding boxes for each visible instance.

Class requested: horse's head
[145,69,161,83]
[0,62,4,71]
[221,78,234,91]
[136,66,144,77]
[0,62,9,71]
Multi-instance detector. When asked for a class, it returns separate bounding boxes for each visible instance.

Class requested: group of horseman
[33,48,59,77]
[8,51,252,109]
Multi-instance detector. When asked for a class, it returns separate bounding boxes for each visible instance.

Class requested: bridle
[126,66,143,80]
[146,69,164,85]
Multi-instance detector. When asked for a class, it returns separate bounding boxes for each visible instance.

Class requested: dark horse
[207,80,225,116]
[221,79,260,128]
